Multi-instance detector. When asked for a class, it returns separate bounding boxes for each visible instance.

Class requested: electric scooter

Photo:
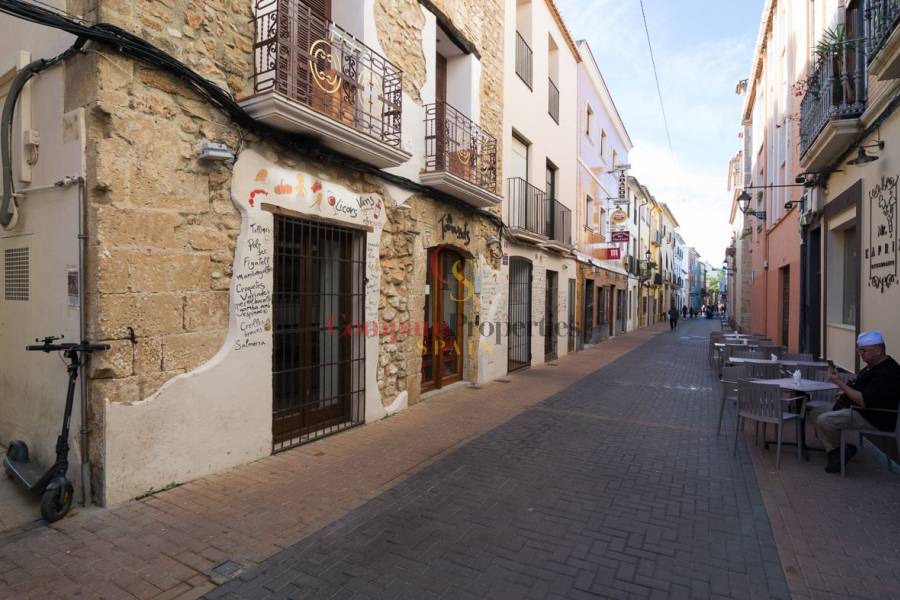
[4,336,109,522]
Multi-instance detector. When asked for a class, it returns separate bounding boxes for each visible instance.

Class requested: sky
[554,0,764,264]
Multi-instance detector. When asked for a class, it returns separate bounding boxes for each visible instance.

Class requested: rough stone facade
[64,0,505,502]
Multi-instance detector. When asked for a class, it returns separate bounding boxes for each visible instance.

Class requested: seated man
[815,331,900,473]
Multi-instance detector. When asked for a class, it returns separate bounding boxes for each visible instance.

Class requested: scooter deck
[4,456,47,492]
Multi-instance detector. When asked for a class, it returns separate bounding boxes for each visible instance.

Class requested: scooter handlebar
[25,341,111,353]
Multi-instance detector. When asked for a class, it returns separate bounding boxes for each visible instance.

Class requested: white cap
[856,331,885,347]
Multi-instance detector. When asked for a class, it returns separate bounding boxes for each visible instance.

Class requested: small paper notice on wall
[67,268,79,307]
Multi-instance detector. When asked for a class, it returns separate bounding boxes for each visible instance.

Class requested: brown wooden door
[422,247,465,390]
[272,216,365,451]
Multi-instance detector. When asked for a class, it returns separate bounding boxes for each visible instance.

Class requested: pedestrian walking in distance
[667,307,679,331]
[681,305,687,320]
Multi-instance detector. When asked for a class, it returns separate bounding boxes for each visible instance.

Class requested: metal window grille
[544,270,558,361]
[271,215,365,452]
[515,31,533,88]
[548,78,559,123]
[4,247,29,301]
[508,258,532,372]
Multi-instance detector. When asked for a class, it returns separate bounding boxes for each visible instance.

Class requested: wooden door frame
[422,245,465,391]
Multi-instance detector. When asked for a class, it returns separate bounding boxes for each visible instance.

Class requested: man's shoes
[824,444,857,474]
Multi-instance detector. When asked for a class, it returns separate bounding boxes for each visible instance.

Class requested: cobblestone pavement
[206,319,792,600]
[0,322,665,600]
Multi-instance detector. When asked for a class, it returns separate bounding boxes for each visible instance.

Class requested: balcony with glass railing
[798,41,867,170]
[421,102,501,208]
[866,0,900,79]
[241,0,410,168]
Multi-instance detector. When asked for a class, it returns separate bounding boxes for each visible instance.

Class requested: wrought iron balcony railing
[799,42,867,156]
[547,198,572,246]
[424,102,498,194]
[866,0,900,63]
[515,31,533,89]
[548,78,559,124]
[251,0,403,147]
[507,178,547,237]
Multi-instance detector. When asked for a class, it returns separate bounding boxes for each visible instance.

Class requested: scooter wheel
[6,440,28,462]
[40,483,74,523]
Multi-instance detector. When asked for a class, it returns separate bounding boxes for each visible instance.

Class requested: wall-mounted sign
[867,175,898,293]
[596,248,621,260]
[611,230,630,243]
[438,213,471,245]
[610,208,628,224]
[618,171,627,199]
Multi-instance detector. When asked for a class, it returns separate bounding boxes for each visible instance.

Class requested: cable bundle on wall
[0,0,506,232]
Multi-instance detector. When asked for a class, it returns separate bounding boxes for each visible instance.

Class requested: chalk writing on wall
[234,222,273,351]
[365,241,380,319]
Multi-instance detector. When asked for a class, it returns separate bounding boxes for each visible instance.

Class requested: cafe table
[728,357,829,368]
[751,377,840,459]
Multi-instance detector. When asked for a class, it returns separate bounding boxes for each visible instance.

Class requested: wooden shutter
[306,0,331,20]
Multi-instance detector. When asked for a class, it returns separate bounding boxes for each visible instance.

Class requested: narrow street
[205,318,789,600]
[2,320,898,599]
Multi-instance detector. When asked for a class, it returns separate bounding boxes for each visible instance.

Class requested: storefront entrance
[271,215,366,452]
[544,270,558,361]
[422,246,466,391]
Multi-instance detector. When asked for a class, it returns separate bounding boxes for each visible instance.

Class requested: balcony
[506,178,547,244]
[421,102,501,208]
[866,0,900,79]
[515,32,533,89]
[539,199,573,253]
[548,78,559,124]
[798,43,867,170]
[652,231,662,246]
[241,0,410,168]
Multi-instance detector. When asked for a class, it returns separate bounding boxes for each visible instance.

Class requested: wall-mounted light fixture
[847,140,884,166]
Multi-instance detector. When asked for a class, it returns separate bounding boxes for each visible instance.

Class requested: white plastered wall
[103,149,389,504]
[0,13,84,489]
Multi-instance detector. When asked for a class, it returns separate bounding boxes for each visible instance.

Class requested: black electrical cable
[0,0,506,233]
[1,36,86,227]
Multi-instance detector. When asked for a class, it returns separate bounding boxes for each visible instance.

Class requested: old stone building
[1,0,506,504]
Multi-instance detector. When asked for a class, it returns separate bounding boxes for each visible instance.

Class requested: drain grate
[209,560,245,584]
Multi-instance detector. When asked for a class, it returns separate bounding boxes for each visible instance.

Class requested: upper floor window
[585,104,594,137]
[600,130,607,159]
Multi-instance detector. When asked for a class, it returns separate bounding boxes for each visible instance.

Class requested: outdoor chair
[745,363,781,379]
[841,408,900,476]
[782,352,814,361]
[733,380,803,469]
[798,364,826,379]
[717,365,745,435]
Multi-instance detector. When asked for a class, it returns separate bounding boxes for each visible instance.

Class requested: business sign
[610,208,628,224]
[611,230,630,243]
[618,171,627,199]
[596,247,621,260]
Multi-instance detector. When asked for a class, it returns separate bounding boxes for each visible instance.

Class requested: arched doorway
[421,246,467,391]
[508,257,532,372]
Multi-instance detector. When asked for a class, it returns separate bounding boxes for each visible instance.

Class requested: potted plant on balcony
[813,24,861,105]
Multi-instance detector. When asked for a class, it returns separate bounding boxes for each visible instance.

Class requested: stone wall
[78,0,505,501]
